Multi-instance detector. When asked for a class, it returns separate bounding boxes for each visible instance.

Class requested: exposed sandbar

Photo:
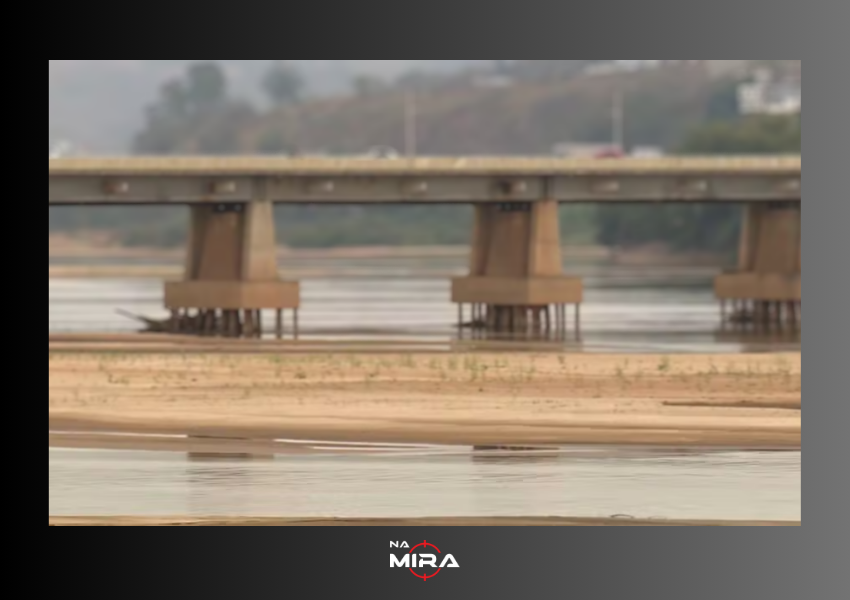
[49,351,800,449]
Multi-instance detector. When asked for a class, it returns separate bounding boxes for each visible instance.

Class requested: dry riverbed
[48,350,800,449]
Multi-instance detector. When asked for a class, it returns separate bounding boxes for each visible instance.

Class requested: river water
[48,447,800,520]
[48,258,800,353]
[48,257,801,520]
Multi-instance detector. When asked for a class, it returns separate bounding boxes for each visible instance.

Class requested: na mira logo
[390,540,459,580]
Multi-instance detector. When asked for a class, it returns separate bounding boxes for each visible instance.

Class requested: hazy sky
[47,60,665,151]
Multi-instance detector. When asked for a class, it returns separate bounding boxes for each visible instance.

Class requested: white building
[738,69,801,115]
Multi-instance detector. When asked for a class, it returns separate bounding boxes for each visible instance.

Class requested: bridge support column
[164,192,299,338]
[714,203,800,330]
[451,200,582,337]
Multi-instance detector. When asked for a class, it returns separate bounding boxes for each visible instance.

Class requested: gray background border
[52,0,841,594]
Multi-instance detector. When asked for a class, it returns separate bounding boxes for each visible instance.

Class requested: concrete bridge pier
[164,190,300,338]
[715,203,801,331]
[451,200,582,338]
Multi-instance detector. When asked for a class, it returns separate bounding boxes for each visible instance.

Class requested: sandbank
[48,351,800,449]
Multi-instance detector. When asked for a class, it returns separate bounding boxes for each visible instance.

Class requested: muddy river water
[48,260,800,353]
[48,446,800,520]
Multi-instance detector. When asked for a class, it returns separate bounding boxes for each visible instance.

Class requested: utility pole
[611,90,624,152]
[404,91,417,157]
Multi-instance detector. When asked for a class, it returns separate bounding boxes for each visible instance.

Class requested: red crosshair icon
[408,540,441,580]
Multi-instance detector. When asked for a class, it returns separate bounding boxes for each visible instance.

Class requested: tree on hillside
[158,80,190,118]
[595,113,801,254]
[704,79,742,121]
[262,61,304,106]
[194,101,256,154]
[184,62,228,109]
[680,113,800,154]
[257,130,298,154]
[352,74,386,97]
[132,62,242,154]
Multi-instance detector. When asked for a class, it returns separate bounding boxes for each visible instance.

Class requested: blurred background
[48,60,801,350]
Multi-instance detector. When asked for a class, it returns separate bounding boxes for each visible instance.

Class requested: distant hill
[49,60,797,152]
[164,63,737,155]
[48,60,485,151]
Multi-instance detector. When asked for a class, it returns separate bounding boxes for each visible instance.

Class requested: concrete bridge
[49,156,801,338]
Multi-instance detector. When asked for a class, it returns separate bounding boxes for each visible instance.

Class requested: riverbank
[48,234,475,260]
[48,516,799,526]
[47,264,468,279]
[48,234,726,268]
[48,351,800,449]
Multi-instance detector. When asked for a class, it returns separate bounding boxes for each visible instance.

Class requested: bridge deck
[49,155,800,176]
[48,156,801,204]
